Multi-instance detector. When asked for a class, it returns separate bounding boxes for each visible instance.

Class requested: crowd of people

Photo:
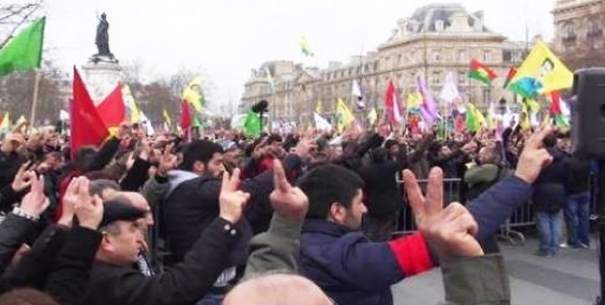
[0,118,591,305]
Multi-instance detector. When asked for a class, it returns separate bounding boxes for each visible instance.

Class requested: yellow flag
[510,41,573,97]
[122,85,141,123]
[367,107,378,125]
[182,77,203,113]
[163,108,172,127]
[406,92,422,110]
[315,100,322,113]
[0,112,10,131]
[336,98,355,133]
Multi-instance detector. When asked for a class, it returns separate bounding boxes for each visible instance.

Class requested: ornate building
[242,3,525,126]
[552,0,605,70]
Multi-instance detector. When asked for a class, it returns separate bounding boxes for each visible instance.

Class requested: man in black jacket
[82,168,251,305]
[161,139,309,304]
[359,146,406,241]
[564,155,591,248]
[533,135,568,257]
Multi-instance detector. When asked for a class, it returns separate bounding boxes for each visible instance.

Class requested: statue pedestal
[81,56,123,106]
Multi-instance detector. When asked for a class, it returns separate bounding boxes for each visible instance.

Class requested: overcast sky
[42,0,556,110]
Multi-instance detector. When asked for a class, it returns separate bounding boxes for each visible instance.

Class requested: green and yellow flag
[244,110,261,138]
[122,85,142,123]
[508,41,573,98]
[335,98,355,133]
[367,107,378,126]
[0,17,45,77]
[465,103,486,133]
[163,108,172,127]
[315,100,322,113]
[300,36,314,57]
[0,112,10,135]
[183,77,204,113]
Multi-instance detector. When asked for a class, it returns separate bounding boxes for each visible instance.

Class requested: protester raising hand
[59,177,87,227]
[72,178,104,230]
[11,161,33,192]
[403,167,483,259]
[269,159,308,220]
[19,172,50,219]
[219,168,251,224]
[157,143,178,177]
[514,124,554,184]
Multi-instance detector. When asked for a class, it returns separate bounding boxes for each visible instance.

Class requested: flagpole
[30,70,41,125]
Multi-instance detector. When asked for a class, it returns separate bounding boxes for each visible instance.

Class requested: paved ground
[392,233,600,305]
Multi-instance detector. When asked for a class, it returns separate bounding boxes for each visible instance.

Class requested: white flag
[140,111,155,136]
[439,72,460,104]
[59,110,69,121]
[314,112,332,131]
[352,80,365,109]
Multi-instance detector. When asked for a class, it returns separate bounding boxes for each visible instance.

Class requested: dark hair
[180,140,223,171]
[0,289,58,305]
[543,134,557,148]
[297,164,364,219]
[384,139,399,150]
[89,179,121,198]
[73,147,97,171]
[266,134,282,145]
[370,147,388,163]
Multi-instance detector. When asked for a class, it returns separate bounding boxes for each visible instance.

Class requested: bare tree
[0,57,68,124]
[0,1,43,47]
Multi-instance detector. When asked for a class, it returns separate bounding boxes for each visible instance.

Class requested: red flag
[549,91,562,115]
[70,67,109,157]
[97,83,126,128]
[384,80,403,125]
[180,100,192,131]
[502,67,518,89]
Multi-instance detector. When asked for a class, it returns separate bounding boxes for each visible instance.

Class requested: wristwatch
[11,207,39,222]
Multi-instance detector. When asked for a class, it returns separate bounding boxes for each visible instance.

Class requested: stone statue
[93,13,116,62]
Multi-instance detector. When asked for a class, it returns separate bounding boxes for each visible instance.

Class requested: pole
[30,70,41,125]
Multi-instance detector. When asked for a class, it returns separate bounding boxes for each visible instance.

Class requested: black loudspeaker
[572,68,605,158]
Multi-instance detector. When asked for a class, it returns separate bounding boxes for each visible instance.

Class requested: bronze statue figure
[94,13,114,59]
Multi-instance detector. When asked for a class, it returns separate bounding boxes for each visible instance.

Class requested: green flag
[244,110,261,137]
[0,17,45,77]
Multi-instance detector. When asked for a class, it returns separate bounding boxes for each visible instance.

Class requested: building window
[398,54,403,66]
[458,71,466,85]
[483,50,491,62]
[503,50,512,62]
[457,50,466,62]
[587,20,603,38]
[374,62,379,72]
[433,50,441,62]
[432,71,441,85]
[562,22,577,43]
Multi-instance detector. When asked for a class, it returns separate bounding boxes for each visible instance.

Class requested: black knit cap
[99,200,145,228]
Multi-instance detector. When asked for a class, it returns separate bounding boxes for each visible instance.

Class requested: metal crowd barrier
[392,178,462,235]
[391,177,538,245]
[497,201,534,245]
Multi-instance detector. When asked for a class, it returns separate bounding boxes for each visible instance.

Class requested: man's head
[478,146,500,165]
[180,140,224,177]
[114,192,154,229]
[384,139,400,157]
[96,200,146,266]
[222,273,332,305]
[89,179,120,199]
[298,164,366,230]
[539,58,555,78]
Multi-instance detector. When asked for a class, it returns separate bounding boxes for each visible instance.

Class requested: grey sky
[43,0,556,110]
